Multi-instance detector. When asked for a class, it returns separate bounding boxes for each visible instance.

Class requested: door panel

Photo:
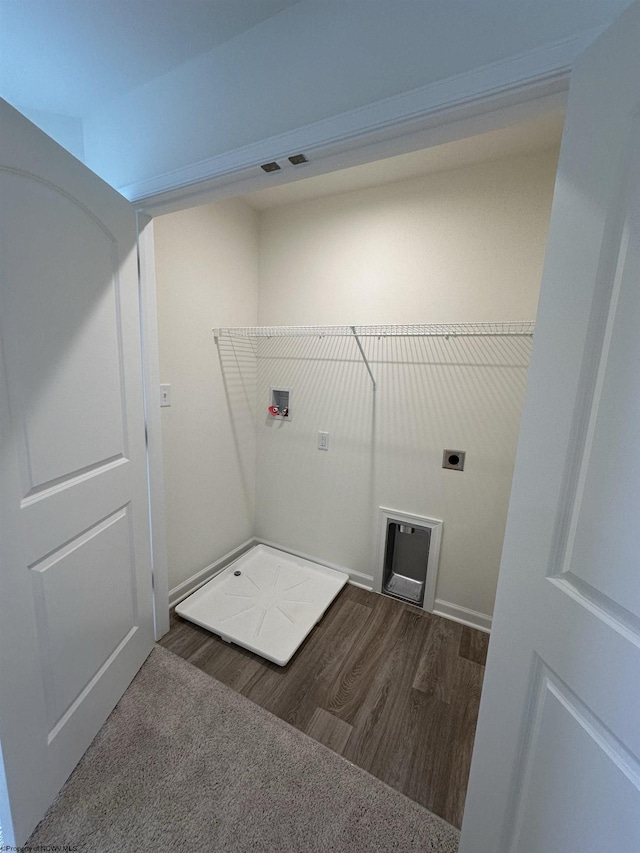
[460,4,640,851]
[1,173,125,492]
[513,666,639,853]
[564,124,640,614]
[30,507,137,729]
[0,101,154,846]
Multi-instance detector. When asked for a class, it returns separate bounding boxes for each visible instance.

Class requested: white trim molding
[432,599,492,634]
[169,537,372,608]
[130,27,603,211]
[137,214,170,640]
[168,535,493,634]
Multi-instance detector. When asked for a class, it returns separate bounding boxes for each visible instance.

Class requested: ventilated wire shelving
[213,322,535,339]
[212,322,535,387]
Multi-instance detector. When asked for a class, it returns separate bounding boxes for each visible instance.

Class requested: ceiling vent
[261,161,281,173]
[288,153,308,165]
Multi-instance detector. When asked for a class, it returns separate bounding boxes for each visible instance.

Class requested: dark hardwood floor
[159,583,489,829]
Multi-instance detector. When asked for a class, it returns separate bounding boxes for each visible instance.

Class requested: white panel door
[0,101,154,845]
[460,5,640,852]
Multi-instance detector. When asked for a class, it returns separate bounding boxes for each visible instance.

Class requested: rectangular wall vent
[374,508,442,613]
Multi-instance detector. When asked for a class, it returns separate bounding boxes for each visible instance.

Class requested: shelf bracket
[350,325,376,388]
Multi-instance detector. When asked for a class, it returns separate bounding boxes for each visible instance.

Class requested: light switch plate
[160,384,171,407]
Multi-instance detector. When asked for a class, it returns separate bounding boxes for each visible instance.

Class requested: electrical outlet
[318,431,329,451]
[160,384,171,407]
[443,449,465,470]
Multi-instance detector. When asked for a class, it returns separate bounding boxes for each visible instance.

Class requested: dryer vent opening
[383,520,431,606]
[375,509,443,612]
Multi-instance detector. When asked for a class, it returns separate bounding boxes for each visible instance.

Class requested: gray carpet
[29,645,460,852]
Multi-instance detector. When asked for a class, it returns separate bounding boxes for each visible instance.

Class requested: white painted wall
[250,149,558,621]
[257,151,557,325]
[81,0,632,194]
[154,199,259,591]
[154,148,557,622]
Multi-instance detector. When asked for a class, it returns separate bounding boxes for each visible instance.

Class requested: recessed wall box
[269,387,291,420]
[383,520,431,606]
[375,508,443,612]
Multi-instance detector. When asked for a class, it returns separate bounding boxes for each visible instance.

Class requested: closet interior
[154,123,561,634]
[153,119,562,822]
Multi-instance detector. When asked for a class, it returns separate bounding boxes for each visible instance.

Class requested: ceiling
[241,111,565,211]
[0,0,299,116]
[1,0,565,209]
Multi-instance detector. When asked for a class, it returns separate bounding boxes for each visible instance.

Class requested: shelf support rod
[350,325,376,388]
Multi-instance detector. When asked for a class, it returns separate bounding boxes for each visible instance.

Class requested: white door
[0,101,154,846]
[460,4,640,852]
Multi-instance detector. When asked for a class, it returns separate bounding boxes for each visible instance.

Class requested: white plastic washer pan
[175,545,349,666]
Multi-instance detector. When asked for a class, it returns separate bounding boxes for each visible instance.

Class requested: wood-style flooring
[159,583,489,829]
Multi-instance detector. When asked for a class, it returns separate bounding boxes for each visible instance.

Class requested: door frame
[134,31,599,644]
[135,52,580,639]
[0,16,618,847]
[126,27,600,211]
[137,215,170,640]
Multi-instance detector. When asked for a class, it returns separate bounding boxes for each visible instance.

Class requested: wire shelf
[213,322,535,339]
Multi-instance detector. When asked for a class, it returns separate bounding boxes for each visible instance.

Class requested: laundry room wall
[154,198,259,592]
[250,148,559,625]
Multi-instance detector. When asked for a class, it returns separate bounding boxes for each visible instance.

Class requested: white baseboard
[254,537,373,588]
[432,599,492,634]
[170,538,374,608]
[347,578,373,591]
[168,539,490,636]
[168,538,256,607]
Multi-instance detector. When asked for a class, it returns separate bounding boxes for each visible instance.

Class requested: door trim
[133,27,603,640]
[137,215,170,639]
[132,35,592,639]
[130,26,601,214]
